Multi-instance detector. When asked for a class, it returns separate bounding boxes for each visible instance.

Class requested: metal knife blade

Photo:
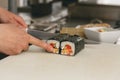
[27,29,59,40]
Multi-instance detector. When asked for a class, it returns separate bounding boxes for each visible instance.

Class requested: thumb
[28,34,54,52]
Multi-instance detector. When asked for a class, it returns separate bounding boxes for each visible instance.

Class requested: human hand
[0,24,53,55]
[0,7,27,28]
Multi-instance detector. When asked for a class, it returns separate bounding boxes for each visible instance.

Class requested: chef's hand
[0,7,27,28]
[0,24,54,55]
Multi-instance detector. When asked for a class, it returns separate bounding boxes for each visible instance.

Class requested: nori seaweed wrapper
[49,34,70,41]
[47,34,85,56]
[61,35,85,56]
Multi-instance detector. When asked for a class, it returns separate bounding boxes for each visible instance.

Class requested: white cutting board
[0,44,120,80]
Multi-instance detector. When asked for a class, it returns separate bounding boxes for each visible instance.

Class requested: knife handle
[0,53,8,60]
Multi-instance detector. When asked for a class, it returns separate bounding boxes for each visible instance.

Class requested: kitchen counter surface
[0,43,120,80]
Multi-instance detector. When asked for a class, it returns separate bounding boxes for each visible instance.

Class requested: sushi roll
[47,40,60,54]
[47,34,85,56]
[61,35,84,56]
[46,34,69,54]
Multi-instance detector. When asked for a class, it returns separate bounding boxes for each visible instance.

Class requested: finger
[8,19,20,26]
[7,18,25,29]
[9,11,27,27]
[28,34,54,52]
[13,15,27,28]
[23,44,29,51]
[0,15,9,23]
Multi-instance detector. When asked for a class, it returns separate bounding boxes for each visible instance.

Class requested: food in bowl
[98,28,106,32]
[84,27,120,43]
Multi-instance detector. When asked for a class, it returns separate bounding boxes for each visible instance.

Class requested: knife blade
[27,29,59,40]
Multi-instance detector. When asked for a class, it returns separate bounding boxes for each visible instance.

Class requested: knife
[27,29,59,40]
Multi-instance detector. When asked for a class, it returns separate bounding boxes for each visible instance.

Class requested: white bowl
[84,27,120,43]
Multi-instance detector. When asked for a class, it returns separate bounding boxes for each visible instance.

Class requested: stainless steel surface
[29,0,38,5]
[68,3,120,20]
[18,0,28,7]
[0,0,8,9]
[84,39,100,44]
[8,0,18,14]
[29,0,52,5]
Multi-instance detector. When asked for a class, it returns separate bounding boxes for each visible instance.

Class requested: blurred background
[1,0,120,32]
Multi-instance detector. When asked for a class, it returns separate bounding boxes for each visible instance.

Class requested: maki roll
[61,35,84,56]
[46,34,85,56]
[47,40,60,54]
[46,34,69,54]
[61,42,74,56]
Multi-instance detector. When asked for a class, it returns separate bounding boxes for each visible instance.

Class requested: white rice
[47,40,60,54]
[61,41,75,56]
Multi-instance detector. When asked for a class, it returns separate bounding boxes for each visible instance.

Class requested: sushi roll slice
[61,35,84,56]
[47,40,60,54]
[46,34,69,54]
[61,42,74,56]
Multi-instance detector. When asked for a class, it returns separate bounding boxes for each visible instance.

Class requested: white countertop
[0,43,120,80]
